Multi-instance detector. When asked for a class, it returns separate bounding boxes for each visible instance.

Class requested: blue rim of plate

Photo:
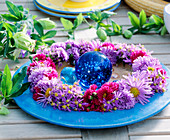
[34,0,121,14]
[13,61,170,129]
[33,0,121,18]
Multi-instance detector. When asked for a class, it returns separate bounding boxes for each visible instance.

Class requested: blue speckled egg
[75,51,112,88]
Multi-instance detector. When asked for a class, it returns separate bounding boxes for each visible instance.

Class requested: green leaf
[4,31,10,57]
[139,10,147,27]
[1,14,20,22]
[17,5,24,12]
[42,30,57,40]
[10,37,15,46]
[0,71,3,90]
[161,25,167,36]
[1,64,12,97]
[87,12,98,22]
[101,11,116,21]
[99,22,111,28]
[10,66,27,95]
[128,12,140,28]
[0,106,10,115]
[150,15,164,25]
[96,28,107,41]
[10,82,30,98]
[111,20,122,34]
[5,1,22,19]
[0,33,5,42]
[33,20,44,37]
[44,40,55,46]
[3,22,17,35]
[60,18,74,30]
[31,34,41,41]
[73,13,83,29]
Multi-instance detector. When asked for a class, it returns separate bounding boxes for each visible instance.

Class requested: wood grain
[0,124,81,140]
[81,127,129,140]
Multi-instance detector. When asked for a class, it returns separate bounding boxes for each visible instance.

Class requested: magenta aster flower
[130,50,147,63]
[123,71,153,105]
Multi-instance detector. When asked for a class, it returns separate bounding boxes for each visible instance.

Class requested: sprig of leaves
[60,9,167,41]
[0,65,30,115]
[60,13,84,39]
[31,20,57,49]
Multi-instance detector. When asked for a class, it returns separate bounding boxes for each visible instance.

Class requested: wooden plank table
[0,0,170,140]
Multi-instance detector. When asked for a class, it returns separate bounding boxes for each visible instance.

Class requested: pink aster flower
[33,53,47,61]
[101,42,115,50]
[97,86,114,102]
[101,82,119,93]
[130,50,147,63]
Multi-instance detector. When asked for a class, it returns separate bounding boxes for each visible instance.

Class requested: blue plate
[33,0,121,18]
[14,61,170,129]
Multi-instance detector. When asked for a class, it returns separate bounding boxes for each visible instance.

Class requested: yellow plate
[35,0,121,14]
[34,0,121,18]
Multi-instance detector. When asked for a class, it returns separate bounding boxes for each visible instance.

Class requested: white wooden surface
[0,0,170,140]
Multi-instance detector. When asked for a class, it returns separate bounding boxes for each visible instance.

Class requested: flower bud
[38,18,56,30]
[13,32,35,52]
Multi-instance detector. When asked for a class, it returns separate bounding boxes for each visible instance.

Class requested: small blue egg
[60,67,77,85]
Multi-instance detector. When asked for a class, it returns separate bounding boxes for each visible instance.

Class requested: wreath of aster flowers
[27,40,168,112]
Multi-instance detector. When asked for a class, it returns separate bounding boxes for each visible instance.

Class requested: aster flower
[89,40,102,51]
[79,40,93,55]
[83,84,103,112]
[100,45,117,65]
[65,40,81,63]
[112,85,136,110]
[150,67,168,93]
[132,55,162,72]
[101,42,115,49]
[130,50,148,63]
[28,67,58,92]
[36,43,69,66]
[43,82,85,111]
[123,71,153,105]
[101,82,119,94]
[115,43,147,64]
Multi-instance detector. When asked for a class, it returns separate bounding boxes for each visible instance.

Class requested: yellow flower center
[94,48,100,51]
[148,67,155,71]
[103,93,107,98]
[130,87,140,97]
[45,88,52,97]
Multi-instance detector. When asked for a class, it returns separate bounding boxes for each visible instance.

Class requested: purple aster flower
[123,71,153,105]
[36,43,69,67]
[44,82,85,111]
[100,46,117,65]
[79,40,93,55]
[112,89,136,110]
[89,40,102,51]
[65,40,81,62]
[132,55,162,72]
[115,43,146,64]
[150,67,168,93]
[28,67,53,92]
[35,77,62,93]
